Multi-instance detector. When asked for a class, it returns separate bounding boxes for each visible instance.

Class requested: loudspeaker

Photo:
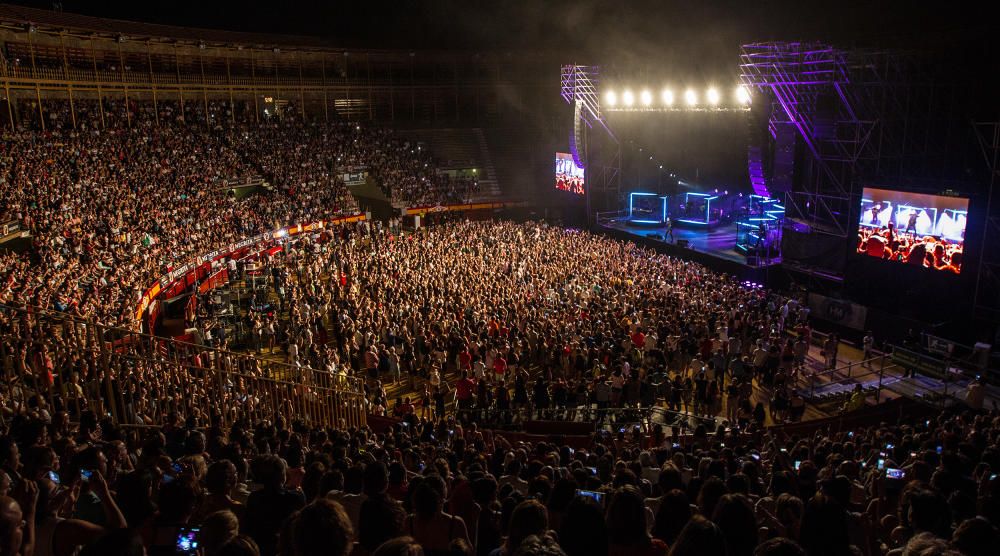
[676,239,689,248]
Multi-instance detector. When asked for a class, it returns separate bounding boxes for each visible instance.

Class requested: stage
[598,214,781,271]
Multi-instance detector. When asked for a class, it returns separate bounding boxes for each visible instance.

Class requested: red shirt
[458,351,472,370]
[631,331,646,349]
[493,356,508,374]
[455,378,476,400]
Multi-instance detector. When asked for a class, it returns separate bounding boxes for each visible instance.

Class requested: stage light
[640,90,653,106]
[623,90,635,106]
[661,89,674,106]
[685,89,697,106]
[707,88,720,105]
[736,85,751,104]
[605,90,617,106]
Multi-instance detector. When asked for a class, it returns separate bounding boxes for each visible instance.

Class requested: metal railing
[0,303,366,430]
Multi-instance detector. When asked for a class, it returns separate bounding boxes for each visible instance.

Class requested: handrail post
[876,353,885,402]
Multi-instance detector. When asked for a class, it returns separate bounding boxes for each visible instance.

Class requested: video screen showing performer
[856,187,967,274]
[555,152,585,195]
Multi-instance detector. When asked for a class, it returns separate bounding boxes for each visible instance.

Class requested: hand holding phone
[576,489,606,507]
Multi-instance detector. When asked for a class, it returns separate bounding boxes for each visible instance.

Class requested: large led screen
[555,152,585,195]
[856,187,967,274]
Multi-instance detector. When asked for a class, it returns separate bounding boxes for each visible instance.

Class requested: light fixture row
[604,86,751,107]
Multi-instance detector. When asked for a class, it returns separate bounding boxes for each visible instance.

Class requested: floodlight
[640,90,653,106]
[736,85,751,104]
[661,89,674,105]
[707,88,720,105]
[605,90,617,106]
[684,89,697,106]
[623,90,635,106]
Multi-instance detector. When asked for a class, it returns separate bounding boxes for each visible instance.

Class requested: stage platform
[599,217,780,271]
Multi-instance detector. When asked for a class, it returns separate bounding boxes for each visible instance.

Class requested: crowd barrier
[0,303,367,430]
[134,214,367,329]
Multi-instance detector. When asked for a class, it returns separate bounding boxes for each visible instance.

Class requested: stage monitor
[555,152,585,195]
[857,187,967,274]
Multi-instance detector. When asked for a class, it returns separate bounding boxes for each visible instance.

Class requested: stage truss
[741,42,971,280]
[561,65,620,219]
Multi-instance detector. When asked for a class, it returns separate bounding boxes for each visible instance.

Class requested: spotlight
[707,88,720,105]
[623,90,635,106]
[640,90,653,106]
[661,89,674,106]
[605,90,617,106]
[685,89,697,106]
[736,85,751,104]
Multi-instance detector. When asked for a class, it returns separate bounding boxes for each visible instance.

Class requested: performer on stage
[905,210,919,235]
[665,217,674,243]
[870,203,882,226]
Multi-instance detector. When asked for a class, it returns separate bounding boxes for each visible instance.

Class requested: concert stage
[597,214,781,280]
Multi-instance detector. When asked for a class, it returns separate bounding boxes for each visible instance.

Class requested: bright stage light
[684,89,697,106]
[605,90,617,106]
[707,88,720,105]
[623,90,635,106]
[736,85,751,104]
[640,90,653,106]
[661,89,674,106]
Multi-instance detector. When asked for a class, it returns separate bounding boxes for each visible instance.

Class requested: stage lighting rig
[601,84,750,112]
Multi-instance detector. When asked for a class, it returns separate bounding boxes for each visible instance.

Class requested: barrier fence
[0,303,367,430]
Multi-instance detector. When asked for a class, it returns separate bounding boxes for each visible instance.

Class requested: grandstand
[1,5,998,556]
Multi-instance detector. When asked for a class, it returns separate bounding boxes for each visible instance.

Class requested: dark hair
[799,494,852,556]
[413,474,446,518]
[359,494,407,552]
[754,538,806,556]
[291,499,354,556]
[558,496,609,556]
[371,536,424,556]
[951,517,999,556]
[652,489,692,545]
[669,515,727,556]
[505,500,549,553]
[698,477,728,520]
[157,479,198,523]
[206,460,237,496]
[216,535,261,556]
[606,485,650,547]
[711,494,757,556]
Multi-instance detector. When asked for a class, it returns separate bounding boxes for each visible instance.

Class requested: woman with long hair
[607,486,667,556]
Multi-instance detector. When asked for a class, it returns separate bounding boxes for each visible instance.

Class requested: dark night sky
[7,0,996,85]
[10,0,996,52]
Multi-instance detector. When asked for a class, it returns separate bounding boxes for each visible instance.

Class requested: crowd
[856,227,962,274]
[0,390,997,556]
[223,220,817,429]
[0,99,477,329]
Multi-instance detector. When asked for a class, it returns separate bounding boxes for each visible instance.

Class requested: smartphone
[860,461,867,468]
[576,489,606,507]
[991,474,997,480]
[80,469,93,482]
[794,460,802,470]
[780,448,788,453]
[751,453,761,461]
[877,458,886,470]
[910,452,917,458]
[886,468,905,480]
[672,443,681,450]
[176,527,200,555]
[47,470,60,485]
[936,446,942,454]
[848,431,854,438]
[586,466,598,476]
[619,426,626,433]
[568,447,575,456]
[171,462,183,474]
[886,443,895,450]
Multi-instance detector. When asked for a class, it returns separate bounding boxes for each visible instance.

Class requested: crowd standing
[0,393,998,556]
[1,98,477,329]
